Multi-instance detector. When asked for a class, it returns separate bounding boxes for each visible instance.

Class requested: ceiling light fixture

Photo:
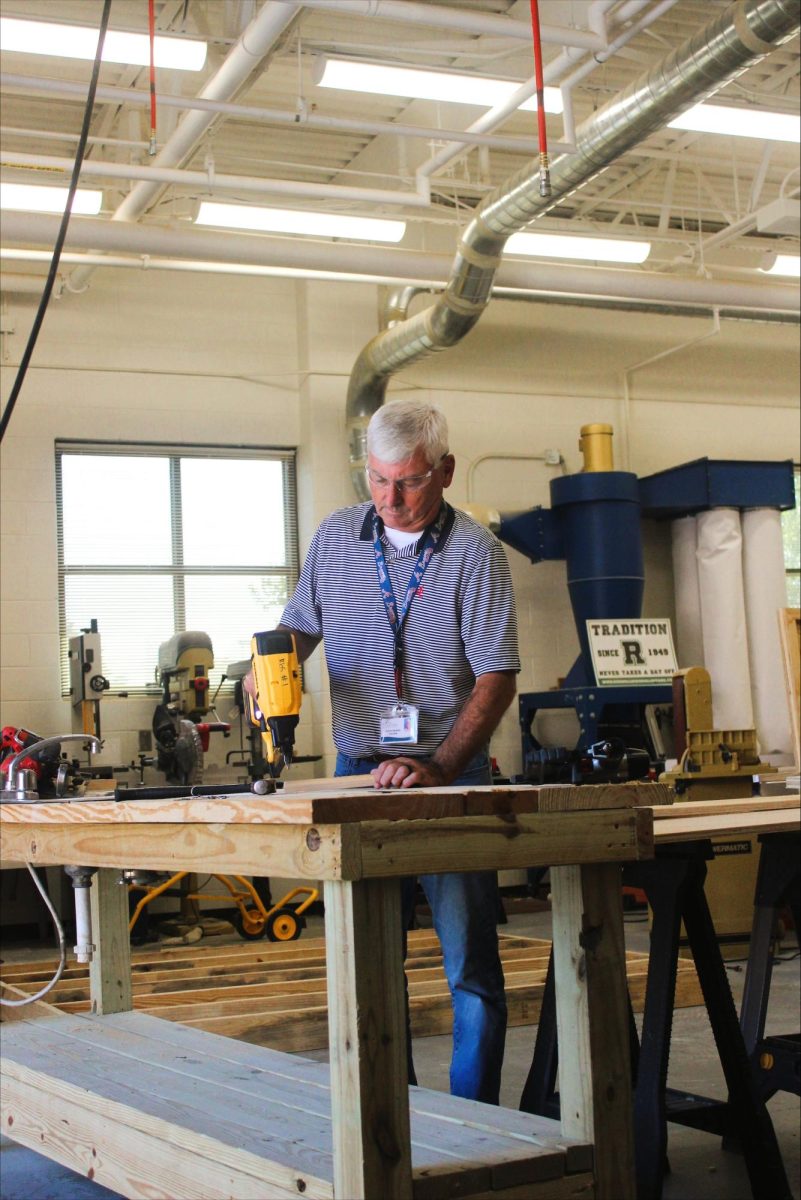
[315,58,563,113]
[0,181,103,215]
[195,201,406,243]
[505,232,651,263]
[669,102,799,143]
[761,254,800,277]
[0,16,206,71]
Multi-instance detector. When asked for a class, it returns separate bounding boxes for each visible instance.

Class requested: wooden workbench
[0,780,661,1200]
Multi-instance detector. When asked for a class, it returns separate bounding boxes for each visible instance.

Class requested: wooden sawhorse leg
[738,832,800,1102]
[523,844,792,1200]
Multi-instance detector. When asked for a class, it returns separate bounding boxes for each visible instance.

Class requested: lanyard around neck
[372,505,447,700]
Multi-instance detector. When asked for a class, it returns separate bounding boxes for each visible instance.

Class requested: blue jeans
[335,750,507,1104]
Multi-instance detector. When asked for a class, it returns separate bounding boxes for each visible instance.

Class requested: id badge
[379,702,419,746]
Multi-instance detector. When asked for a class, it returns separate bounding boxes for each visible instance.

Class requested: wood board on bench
[1,929,703,1051]
[1,1009,595,1200]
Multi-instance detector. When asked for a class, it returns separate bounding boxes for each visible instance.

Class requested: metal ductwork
[346,0,801,498]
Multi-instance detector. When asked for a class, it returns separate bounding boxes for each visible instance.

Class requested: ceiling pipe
[299,0,608,51]
[64,0,302,293]
[558,0,681,145]
[1,150,431,209]
[345,0,801,498]
[3,211,796,315]
[415,0,664,184]
[0,72,545,156]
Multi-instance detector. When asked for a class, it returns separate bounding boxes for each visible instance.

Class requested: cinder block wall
[1,271,799,783]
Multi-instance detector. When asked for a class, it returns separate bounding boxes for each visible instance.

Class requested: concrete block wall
[1,270,799,786]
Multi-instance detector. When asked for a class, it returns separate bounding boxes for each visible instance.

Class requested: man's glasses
[365,458,445,494]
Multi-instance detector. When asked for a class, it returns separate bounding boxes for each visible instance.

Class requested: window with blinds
[55,441,298,696]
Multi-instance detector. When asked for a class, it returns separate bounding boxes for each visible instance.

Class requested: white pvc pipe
[742,507,794,757]
[0,72,541,155]
[671,516,705,669]
[114,1,302,220]
[73,887,94,964]
[696,508,755,732]
[0,271,63,294]
[2,212,798,314]
[416,0,676,181]
[2,150,431,209]
[66,0,302,293]
[299,0,607,50]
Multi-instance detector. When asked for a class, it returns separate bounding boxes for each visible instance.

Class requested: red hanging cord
[148,0,157,155]
[529,0,551,197]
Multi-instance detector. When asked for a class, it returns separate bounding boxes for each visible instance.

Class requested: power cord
[0,864,66,1007]
[0,0,112,442]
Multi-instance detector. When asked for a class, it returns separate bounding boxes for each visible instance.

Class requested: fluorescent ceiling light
[196,201,406,243]
[669,103,799,143]
[0,16,206,71]
[506,232,651,264]
[316,58,563,113]
[761,255,800,277]
[0,181,102,215]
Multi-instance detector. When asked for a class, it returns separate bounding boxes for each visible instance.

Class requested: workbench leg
[88,867,132,1014]
[551,862,635,1200]
[324,877,412,1200]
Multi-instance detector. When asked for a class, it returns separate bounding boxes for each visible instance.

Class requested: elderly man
[269,398,520,1103]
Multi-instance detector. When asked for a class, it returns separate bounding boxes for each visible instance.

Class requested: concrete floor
[1,906,798,1200]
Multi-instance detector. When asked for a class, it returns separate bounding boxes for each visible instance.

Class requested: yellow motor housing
[250,630,301,773]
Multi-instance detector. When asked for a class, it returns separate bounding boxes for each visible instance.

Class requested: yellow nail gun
[245,630,302,778]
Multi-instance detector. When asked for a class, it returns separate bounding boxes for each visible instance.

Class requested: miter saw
[153,632,230,785]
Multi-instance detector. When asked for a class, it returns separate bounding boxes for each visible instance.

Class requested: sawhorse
[738,831,800,1103]
[519,840,792,1200]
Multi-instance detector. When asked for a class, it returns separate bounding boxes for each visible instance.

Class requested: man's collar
[359,502,455,552]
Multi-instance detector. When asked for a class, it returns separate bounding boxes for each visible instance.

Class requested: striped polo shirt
[281,501,520,759]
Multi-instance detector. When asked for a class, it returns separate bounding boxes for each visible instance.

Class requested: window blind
[55,440,298,697]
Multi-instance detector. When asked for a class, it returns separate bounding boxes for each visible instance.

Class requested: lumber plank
[0,818,355,879]
[778,607,800,768]
[1,1030,333,1197]
[2,1071,292,1200]
[654,805,800,842]
[323,876,413,1199]
[1,933,704,1049]
[538,783,672,811]
[551,863,634,1200]
[356,810,652,877]
[89,866,132,1014]
[2,1011,579,1200]
[653,794,801,819]
[465,1175,596,1199]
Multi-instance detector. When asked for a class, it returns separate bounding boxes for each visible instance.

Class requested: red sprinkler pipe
[148,0,157,155]
[529,0,551,197]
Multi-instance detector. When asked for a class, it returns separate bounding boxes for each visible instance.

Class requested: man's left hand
[371,757,447,789]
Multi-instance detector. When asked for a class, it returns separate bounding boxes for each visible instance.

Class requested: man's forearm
[430,671,517,783]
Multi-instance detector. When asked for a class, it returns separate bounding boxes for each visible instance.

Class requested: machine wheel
[266,907,302,942]
[233,909,267,940]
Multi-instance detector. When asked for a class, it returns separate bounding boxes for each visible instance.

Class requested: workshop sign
[586,619,678,685]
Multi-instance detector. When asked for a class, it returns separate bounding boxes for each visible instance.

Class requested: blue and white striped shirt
[281,502,520,758]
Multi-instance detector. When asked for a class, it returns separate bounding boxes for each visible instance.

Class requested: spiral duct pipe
[346,0,800,496]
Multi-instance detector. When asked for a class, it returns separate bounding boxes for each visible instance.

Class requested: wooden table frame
[1,783,657,1199]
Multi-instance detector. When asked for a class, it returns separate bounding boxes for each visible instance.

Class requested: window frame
[55,439,299,698]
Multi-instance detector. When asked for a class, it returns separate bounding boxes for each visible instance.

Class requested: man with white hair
[276,398,520,1103]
